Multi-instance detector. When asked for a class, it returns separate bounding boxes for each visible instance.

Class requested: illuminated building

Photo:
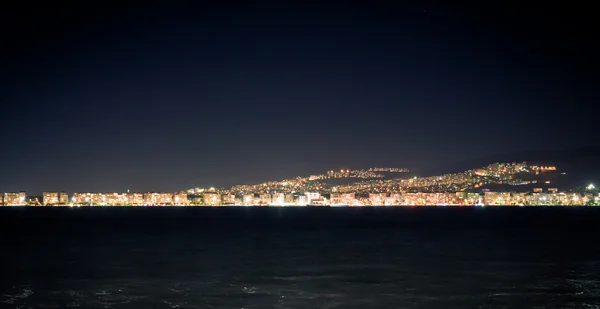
[484,192,512,205]
[557,193,571,205]
[158,193,174,205]
[297,195,308,205]
[284,194,294,204]
[71,192,131,205]
[204,192,220,206]
[308,197,327,206]
[511,192,527,205]
[222,194,236,205]
[143,192,174,205]
[331,193,357,205]
[102,193,129,205]
[330,193,342,204]
[43,192,59,205]
[305,192,320,204]
[533,188,543,193]
[3,192,26,206]
[386,193,402,205]
[528,193,551,206]
[548,188,558,193]
[369,168,409,172]
[163,193,175,204]
[72,193,104,205]
[129,193,144,205]
[242,194,255,205]
[271,193,285,205]
[59,192,69,204]
[259,194,271,205]
[369,193,386,205]
[173,192,189,205]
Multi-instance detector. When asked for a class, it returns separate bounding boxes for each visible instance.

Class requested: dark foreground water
[1,207,600,309]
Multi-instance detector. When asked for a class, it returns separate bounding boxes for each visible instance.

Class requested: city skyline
[3,189,599,207]
[3,161,599,206]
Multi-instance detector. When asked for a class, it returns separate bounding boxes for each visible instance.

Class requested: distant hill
[421,146,600,189]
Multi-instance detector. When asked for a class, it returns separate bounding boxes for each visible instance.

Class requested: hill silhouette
[421,146,600,189]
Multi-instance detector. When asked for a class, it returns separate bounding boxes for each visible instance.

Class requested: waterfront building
[72,193,104,205]
[43,192,59,205]
[305,192,320,204]
[511,192,527,205]
[259,194,271,205]
[297,195,308,205]
[143,192,174,205]
[271,193,285,205]
[101,193,129,205]
[369,193,386,205]
[308,197,327,206]
[221,194,236,205]
[158,193,174,205]
[204,192,221,206]
[331,193,357,205]
[128,193,144,205]
[59,192,69,204]
[173,192,189,205]
[3,192,26,206]
[242,194,255,205]
[386,193,402,206]
[484,192,512,205]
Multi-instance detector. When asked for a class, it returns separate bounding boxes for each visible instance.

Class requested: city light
[2,162,596,207]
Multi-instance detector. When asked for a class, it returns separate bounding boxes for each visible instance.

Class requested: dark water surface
[1,207,600,308]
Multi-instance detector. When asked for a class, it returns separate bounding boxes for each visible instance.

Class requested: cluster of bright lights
[68,192,188,206]
[2,192,27,205]
[4,162,598,207]
[2,188,599,206]
[333,162,546,194]
[228,167,409,195]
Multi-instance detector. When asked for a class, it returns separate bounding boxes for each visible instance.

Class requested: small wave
[1,287,34,305]
[272,275,340,281]
[163,300,186,308]
[94,290,111,296]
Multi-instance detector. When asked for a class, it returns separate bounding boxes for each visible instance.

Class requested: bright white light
[587,184,595,190]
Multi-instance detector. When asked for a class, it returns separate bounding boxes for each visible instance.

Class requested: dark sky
[1,2,597,193]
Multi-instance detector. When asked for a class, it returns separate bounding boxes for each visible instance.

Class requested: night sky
[1,2,597,193]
